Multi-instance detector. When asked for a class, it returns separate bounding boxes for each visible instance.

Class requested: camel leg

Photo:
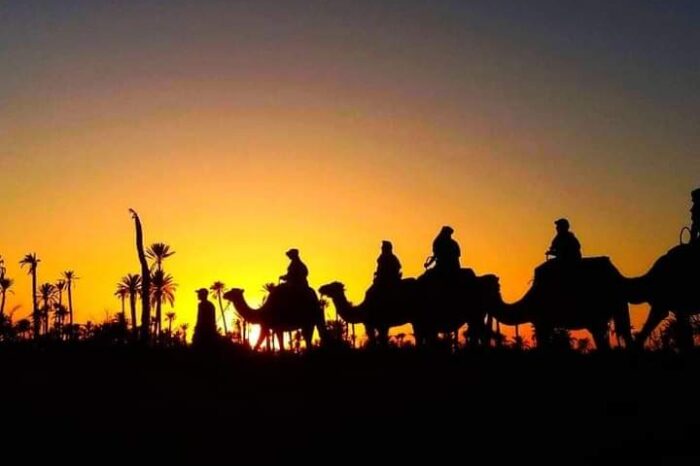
[365,326,377,346]
[302,326,314,350]
[276,331,285,352]
[591,326,610,351]
[635,306,669,350]
[675,312,694,351]
[412,325,424,348]
[377,327,389,346]
[534,325,552,349]
[253,327,267,351]
[468,319,488,348]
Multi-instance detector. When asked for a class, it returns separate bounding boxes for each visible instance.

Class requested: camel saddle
[534,257,611,284]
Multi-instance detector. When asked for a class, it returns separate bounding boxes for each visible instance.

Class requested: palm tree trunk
[156,298,162,340]
[68,285,74,327]
[32,270,39,339]
[0,290,6,319]
[217,294,228,334]
[129,293,138,334]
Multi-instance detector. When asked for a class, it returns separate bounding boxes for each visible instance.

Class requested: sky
[1,1,699,341]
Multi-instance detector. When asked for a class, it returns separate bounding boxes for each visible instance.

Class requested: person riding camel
[691,188,700,244]
[546,218,582,263]
[373,240,402,286]
[280,248,309,288]
[425,226,461,274]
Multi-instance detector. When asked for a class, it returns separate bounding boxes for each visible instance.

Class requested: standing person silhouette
[691,188,700,244]
[374,240,402,286]
[193,288,218,348]
[279,248,309,288]
[546,218,582,262]
[425,226,461,274]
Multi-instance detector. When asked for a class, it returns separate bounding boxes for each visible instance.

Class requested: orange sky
[1,2,698,342]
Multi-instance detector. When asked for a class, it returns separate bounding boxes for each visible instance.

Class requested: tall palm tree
[37,282,58,335]
[210,281,228,334]
[20,253,40,338]
[130,210,151,342]
[150,270,176,340]
[62,271,78,328]
[0,276,14,319]
[118,274,141,334]
[146,243,175,335]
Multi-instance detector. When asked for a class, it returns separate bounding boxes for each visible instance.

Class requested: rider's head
[692,188,700,204]
[286,248,299,259]
[555,218,570,233]
[381,240,393,253]
[440,226,454,236]
[196,288,209,301]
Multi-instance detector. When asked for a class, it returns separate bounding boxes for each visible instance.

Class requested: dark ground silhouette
[2,345,700,465]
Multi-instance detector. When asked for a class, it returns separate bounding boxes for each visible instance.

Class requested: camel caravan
[213,189,700,351]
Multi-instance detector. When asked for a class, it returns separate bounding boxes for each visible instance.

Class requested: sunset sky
[1,1,699,340]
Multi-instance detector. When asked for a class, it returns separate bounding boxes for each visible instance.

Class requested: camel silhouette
[628,244,700,349]
[223,285,326,351]
[318,280,417,345]
[320,270,501,347]
[490,257,632,350]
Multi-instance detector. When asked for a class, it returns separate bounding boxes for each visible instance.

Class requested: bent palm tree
[130,209,151,342]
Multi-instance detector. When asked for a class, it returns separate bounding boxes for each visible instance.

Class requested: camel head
[222,288,245,302]
[319,282,345,299]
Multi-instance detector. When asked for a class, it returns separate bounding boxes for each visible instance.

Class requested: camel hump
[649,243,700,280]
[534,256,614,284]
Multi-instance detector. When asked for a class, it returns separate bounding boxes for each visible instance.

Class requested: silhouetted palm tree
[0,275,14,319]
[55,279,66,306]
[146,243,175,335]
[165,311,176,334]
[118,274,141,334]
[179,323,189,344]
[146,243,175,272]
[0,255,5,277]
[62,271,78,328]
[16,318,31,339]
[150,270,176,340]
[20,253,40,338]
[37,282,58,334]
[210,281,228,334]
[115,285,128,321]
